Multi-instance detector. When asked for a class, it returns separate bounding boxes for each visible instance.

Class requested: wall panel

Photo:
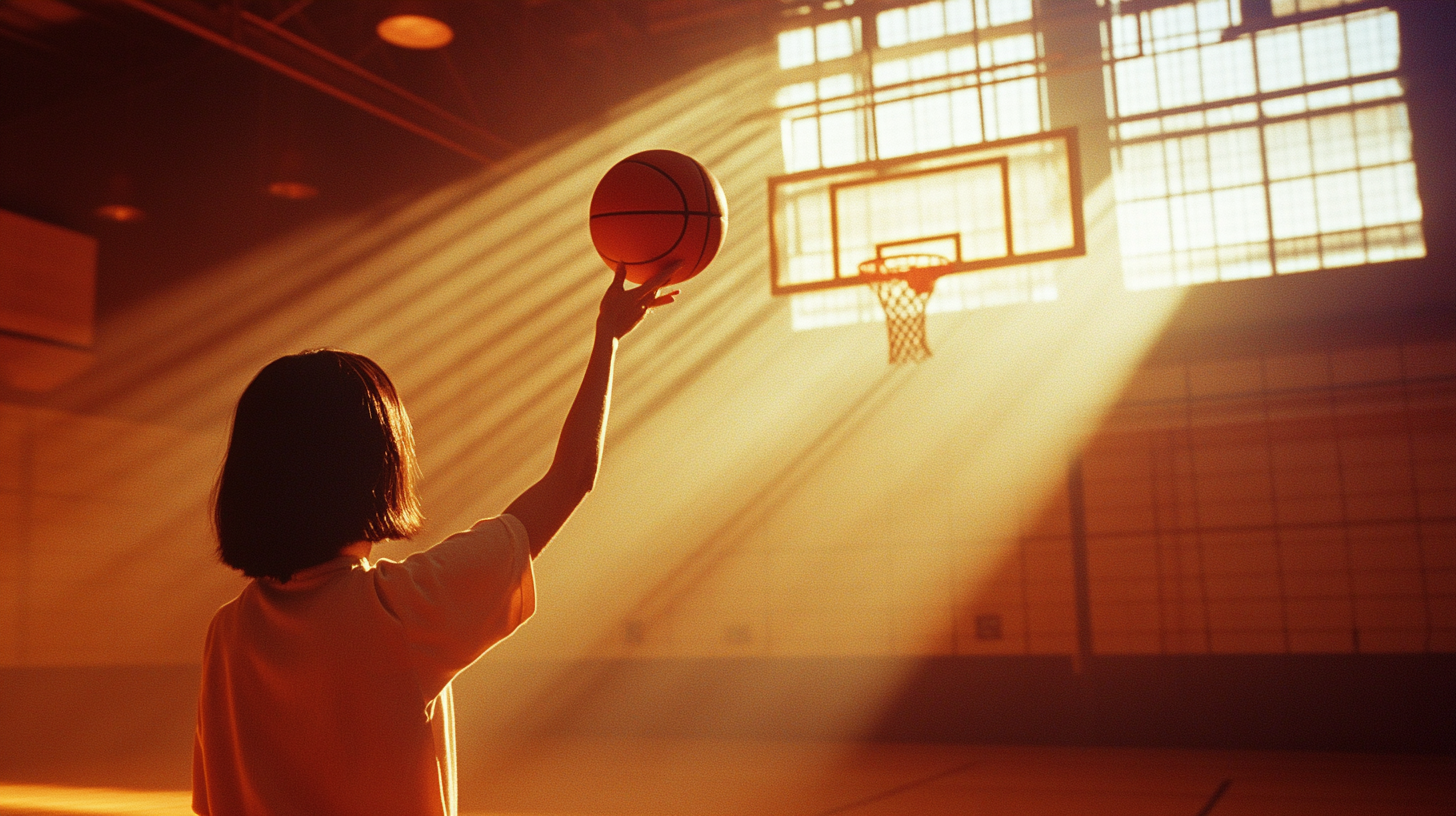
[1087,343,1456,655]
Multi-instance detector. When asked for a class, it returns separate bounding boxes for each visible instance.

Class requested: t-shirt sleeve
[372,515,536,699]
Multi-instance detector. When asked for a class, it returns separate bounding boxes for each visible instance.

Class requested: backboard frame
[768,127,1086,297]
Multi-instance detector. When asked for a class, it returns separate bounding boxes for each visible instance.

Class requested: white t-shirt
[193,515,535,816]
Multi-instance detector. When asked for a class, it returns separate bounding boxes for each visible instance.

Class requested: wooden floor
[0,739,1452,815]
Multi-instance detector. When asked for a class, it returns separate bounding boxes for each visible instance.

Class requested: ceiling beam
[112,0,512,164]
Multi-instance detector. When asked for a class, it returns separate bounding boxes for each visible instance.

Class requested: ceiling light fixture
[95,174,145,223]
[267,180,319,200]
[267,147,319,201]
[376,13,453,49]
[95,203,146,222]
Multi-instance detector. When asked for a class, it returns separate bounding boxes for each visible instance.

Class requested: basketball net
[857,254,949,364]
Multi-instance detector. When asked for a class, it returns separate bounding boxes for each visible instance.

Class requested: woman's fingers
[639,262,680,292]
[600,263,681,337]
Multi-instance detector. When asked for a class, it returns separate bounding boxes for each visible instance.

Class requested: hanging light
[267,180,319,200]
[267,147,319,201]
[95,173,145,223]
[376,13,453,49]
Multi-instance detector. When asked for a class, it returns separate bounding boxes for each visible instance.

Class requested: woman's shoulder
[375,515,528,576]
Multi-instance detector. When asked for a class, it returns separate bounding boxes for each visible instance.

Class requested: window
[776,0,1047,174]
[1103,1,1425,290]
[777,18,863,69]
[1271,0,1366,16]
[774,0,1054,329]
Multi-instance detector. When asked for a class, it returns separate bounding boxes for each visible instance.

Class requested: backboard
[768,128,1085,296]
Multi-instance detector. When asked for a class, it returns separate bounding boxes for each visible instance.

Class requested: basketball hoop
[857,254,949,364]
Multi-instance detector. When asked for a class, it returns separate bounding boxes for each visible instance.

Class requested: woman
[192,265,677,816]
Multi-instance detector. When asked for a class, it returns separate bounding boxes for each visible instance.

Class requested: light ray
[13,40,1185,810]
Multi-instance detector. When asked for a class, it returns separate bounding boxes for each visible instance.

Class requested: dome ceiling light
[376,13,453,49]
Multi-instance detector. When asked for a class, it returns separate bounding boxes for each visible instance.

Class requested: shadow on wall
[0,45,786,670]
[2,40,1197,794]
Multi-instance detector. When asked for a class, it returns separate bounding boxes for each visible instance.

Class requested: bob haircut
[214,349,423,582]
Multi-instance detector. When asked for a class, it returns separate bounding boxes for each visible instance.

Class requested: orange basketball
[589,150,728,286]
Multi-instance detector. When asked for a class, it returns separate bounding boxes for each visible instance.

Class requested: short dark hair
[214,349,423,582]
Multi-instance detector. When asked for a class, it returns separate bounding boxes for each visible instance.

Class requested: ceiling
[0,0,781,315]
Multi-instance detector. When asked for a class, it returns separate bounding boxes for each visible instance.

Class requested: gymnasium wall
[1,0,1454,766]
[1087,344,1456,656]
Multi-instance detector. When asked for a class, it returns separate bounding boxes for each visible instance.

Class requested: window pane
[946,0,974,34]
[877,8,909,48]
[1170,192,1215,249]
[1357,165,1408,228]
[1351,78,1401,103]
[1270,177,1319,238]
[985,0,1032,27]
[1314,170,1362,233]
[1346,10,1400,75]
[779,28,816,69]
[1199,40,1255,103]
[1309,111,1357,174]
[950,88,984,145]
[1109,14,1142,60]
[1264,119,1313,181]
[820,111,860,167]
[776,82,816,108]
[986,77,1041,139]
[1207,127,1262,188]
[1353,103,1411,166]
[910,51,950,80]
[876,100,916,158]
[1300,18,1351,85]
[989,33,1037,66]
[1156,48,1204,110]
[1213,185,1269,244]
[908,2,946,42]
[1171,135,1210,194]
[817,20,858,62]
[1114,57,1159,117]
[1194,0,1235,34]
[1256,27,1304,92]
[1149,3,1199,52]
[1116,141,1169,200]
[790,117,821,171]
[820,74,856,99]
[949,44,978,72]
[913,94,954,152]
[1307,85,1352,111]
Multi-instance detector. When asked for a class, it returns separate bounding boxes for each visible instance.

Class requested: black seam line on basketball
[688,160,712,273]
[600,249,677,265]
[620,155,722,214]
[590,210,721,218]
[629,161,691,256]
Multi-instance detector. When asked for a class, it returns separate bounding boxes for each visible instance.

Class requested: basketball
[589,150,728,286]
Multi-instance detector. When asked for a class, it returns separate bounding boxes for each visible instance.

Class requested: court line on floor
[1196,778,1233,816]
[815,760,982,816]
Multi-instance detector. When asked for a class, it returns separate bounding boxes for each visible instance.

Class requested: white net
[858,255,948,364]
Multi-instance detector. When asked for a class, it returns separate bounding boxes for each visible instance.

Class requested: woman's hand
[596,263,680,339]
